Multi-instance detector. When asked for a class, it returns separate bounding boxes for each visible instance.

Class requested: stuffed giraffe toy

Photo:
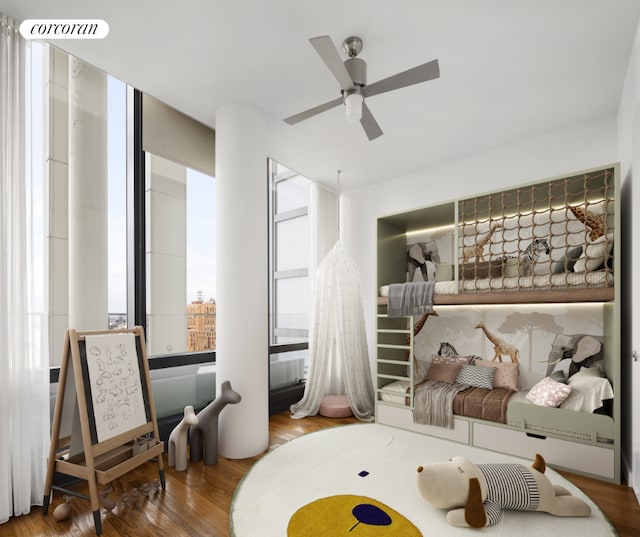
[569,205,606,241]
[462,222,503,263]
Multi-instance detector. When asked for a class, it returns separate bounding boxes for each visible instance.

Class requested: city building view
[187,293,217,352]
[107,293,216,353]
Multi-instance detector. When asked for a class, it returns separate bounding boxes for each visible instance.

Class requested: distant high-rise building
[187,299,216,352]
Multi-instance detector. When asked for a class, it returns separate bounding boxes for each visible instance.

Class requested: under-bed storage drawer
[473,423,615,480]
[376,402,469,444]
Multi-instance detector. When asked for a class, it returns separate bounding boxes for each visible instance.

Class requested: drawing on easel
[84,333,147,443]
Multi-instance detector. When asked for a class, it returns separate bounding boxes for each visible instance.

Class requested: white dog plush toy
[416,454,591,528]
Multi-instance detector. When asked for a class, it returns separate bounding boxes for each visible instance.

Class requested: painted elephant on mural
[545,334,604,377]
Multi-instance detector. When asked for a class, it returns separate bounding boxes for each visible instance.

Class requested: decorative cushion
[433,354,476,366]
[425,362,462,384]
[459,260,504,280]
[455,364,496,389]
[475,359,519,391]
[552,246,584,273]
[503,258,519,278]
[573,234,613,273]
[318,395,353,418]
[526,377,572,407]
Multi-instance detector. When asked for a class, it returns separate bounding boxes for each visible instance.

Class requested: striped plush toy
[416,454,591,528]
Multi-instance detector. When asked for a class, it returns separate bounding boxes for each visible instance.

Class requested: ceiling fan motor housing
[344,57,367,88]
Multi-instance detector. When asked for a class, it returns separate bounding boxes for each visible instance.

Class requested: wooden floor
[0,412,638,536]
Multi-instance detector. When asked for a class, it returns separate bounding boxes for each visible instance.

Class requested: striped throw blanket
[413,380,470,429]
[387,281,434,318]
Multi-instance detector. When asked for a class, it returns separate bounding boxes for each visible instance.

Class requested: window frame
[130,88,216,366]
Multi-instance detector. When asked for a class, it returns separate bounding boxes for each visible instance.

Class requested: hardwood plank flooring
[0,413,638,536]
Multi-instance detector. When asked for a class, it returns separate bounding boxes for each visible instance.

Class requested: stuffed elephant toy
[407,241,439,281]
[545,334,604,377]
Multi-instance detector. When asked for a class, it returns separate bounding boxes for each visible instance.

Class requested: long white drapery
[1,14,49,522]
[291,241,374,421]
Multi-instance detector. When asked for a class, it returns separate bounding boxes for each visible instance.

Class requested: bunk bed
[375,164,620,482]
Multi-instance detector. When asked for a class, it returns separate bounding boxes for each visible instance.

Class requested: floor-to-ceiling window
[144,153,216,357]
[268,160,310,407]
[38,47,217,422]
[107,75,128,330]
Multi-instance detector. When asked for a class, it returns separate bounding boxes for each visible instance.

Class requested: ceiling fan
[284,35,440,141]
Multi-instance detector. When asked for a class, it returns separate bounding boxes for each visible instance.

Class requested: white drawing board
[84,332,148,443]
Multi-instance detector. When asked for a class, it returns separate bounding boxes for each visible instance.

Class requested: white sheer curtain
[1,13,49,522]
[309,182,339,285]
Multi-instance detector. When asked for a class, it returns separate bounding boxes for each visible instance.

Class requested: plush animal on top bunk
[407,241,440,281]
[416,453,591,528]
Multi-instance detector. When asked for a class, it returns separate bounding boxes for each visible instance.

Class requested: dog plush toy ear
[464,477,487,528]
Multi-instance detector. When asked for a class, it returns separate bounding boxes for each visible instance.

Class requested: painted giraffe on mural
[407,310,439,371]
[475,322,520,363]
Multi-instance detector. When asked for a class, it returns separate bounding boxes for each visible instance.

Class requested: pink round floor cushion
[318,395,353,418]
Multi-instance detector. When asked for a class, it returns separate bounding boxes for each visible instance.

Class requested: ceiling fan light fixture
[344,92,363,123]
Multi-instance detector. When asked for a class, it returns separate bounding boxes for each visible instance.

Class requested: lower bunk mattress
[379,380,513,424]
[379,380,615,445]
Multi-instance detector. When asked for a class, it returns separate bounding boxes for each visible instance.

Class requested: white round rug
[230,423,616,536]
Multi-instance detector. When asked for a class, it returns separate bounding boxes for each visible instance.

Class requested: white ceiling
[3,0,640,191]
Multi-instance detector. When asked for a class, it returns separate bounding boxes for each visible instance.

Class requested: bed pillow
[573,234,613,273]
[559,367,614,412]
[424,362,462,384]
[435,263,454,281]
[552,246,584,273]
[475,359,519,391]
[503,258,519,277]
[455,364,495,389]
[381,380,411,393]
[526,377,572,407]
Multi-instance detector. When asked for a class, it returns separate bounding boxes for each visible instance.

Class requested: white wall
[617,17,640,497]
[145,154,187,356]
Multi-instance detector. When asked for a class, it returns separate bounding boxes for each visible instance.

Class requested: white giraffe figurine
[168,405,199,471]
[462,222,503,263]
[475,323,520,363]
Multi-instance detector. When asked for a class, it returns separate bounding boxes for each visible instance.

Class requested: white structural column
[45,46,70,364]
[215,104,269,458]
[68,58,108,330]
[145,154,187,356]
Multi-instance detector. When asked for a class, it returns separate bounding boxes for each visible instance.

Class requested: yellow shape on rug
[287,494,422,536]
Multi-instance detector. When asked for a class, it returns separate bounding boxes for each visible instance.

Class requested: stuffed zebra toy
[502,238,550,276]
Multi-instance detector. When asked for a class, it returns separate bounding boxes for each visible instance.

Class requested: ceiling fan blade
[309,35,354,90]
[360,102,383,141]
[363,59,440,99]
[284,96,343,125]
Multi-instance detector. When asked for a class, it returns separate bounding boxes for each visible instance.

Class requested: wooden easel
[42,327,165,535]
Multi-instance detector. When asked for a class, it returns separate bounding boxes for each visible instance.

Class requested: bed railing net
[457,169,614,293]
